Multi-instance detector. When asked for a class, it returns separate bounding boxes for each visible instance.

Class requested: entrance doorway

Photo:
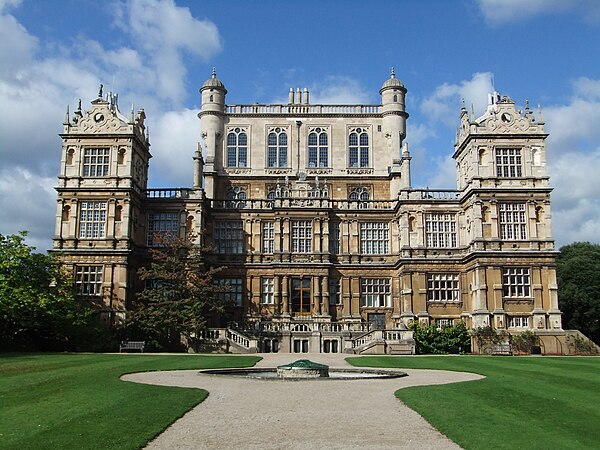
[368,313,386,329]
[292,278,311,315]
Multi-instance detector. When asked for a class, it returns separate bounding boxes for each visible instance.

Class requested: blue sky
[1,0,599,251]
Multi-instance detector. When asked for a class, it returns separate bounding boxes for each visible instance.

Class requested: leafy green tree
[557,242,600,344]
[130,234,227,351]
[0,232,96,351]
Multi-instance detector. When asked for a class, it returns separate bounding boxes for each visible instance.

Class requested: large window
[79,201,107,238]
[360,279,391,307]
[147,212,179,246]
[349,127,369,167]
[215,278,243,306]
[224,187,247,208]
[425,213,457,248]
[226,128,248,167]
[261,278,274,304]
[496,148,522,177]
[360,222,389,254]
[499,203,527,240]
[502,268,531,298]
[214,221,244,254]
[83,148,110,177]
[308,127,328,167]
[75,266,103,296]
[292,220,312,253]
[262,221,274,254]
[427,274,460,302]
[267,128,288,167]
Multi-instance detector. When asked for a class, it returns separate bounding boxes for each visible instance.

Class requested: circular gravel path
[122,354,483,449]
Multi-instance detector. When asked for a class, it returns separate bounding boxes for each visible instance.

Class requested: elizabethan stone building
[52,69,567,354]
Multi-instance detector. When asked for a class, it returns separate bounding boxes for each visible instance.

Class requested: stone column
[281,275,289,316]
[322,275,330,316]
[274,275,281,316]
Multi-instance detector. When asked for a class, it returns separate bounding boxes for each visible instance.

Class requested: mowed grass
[347,356,600,450]
[0,353,260,450]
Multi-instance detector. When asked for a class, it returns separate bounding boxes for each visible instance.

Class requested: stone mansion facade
[52,69,567,354]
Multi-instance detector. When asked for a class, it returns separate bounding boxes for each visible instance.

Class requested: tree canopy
[0,232,99,351]
[129,234,228,351]
[557,242,600,344]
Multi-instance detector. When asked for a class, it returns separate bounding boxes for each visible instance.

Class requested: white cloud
[114,0,222,106]
[421,72,494,127]
[148,108,200,186]
[309,76,372,104]
[0,168,56,251]
[541,78,600,246]
[476,0,600,25]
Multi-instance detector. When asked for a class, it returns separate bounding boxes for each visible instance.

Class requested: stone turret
[199,68,227,198]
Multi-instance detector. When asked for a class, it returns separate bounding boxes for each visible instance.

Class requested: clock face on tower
[94,112,105,123]
[501,112,512,124]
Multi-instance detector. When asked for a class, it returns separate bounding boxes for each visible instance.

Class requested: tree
[130,234,227,351]
[557,242,600,344]
[0,232,96,351]
[410,321,471,354]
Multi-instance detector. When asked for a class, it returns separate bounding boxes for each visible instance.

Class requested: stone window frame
[360,278,391,308]
[262,221,275,254]
[224,186,247,209]
[495,147,523,178]
[348,126,370,168]
[502,267,531,299]
[78,201,107,239]
[499,203,527,240]
[213,221,244,254]
[147,212,179,247]
[329,278,342,305]
[291,220,312,253]
[427,273,460,303]
[82,147,110,177]
[75,265,103,296]
[226,127,249,168]
[508,315,530,328]
[261,277,274,304]
[214,278,244,306]
[307,126,330,168]
[266,126,289,168]
[360,222,389,255]
[425,213,457,248]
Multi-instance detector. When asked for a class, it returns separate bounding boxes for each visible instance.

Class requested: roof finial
[470,103,476,122]
[98,83,103,99]
[390,66,395,78]
[64,105,70,125]
[537,104,545,125]
[212,67,217,78]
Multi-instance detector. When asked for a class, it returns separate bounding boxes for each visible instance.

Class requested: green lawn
[0,353,260,450]
[347,356,600,450]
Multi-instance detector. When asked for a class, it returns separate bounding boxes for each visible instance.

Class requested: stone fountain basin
[198,367,408,380]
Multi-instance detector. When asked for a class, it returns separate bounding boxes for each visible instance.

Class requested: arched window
[225,186,247,208]
[267,128,287,168]
[349,128,369,167]
[227,128,248,167]
[349,186,370,201]
[308,128,328,167]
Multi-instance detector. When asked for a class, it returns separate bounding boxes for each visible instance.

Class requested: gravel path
[122,354,483,449]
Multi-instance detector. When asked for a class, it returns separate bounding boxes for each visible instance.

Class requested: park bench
[119,341,145,353]
[491,344,512,356]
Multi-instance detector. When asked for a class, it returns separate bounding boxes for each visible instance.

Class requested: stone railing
[352,329,384,348]
[209,198,398,211]
[383,330,413,342]
[225,104,381,116]
[146,188,191,199]
[226,328,253,348]
[399,189,460,201]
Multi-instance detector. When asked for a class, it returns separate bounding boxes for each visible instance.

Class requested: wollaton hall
[52,69,569,354]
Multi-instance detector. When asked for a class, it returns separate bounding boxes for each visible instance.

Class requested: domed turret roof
[201,67,227,92]
[380,67,404,91]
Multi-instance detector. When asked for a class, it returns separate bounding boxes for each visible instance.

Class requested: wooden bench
[491,344,512,356]
[119,341,145,353]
